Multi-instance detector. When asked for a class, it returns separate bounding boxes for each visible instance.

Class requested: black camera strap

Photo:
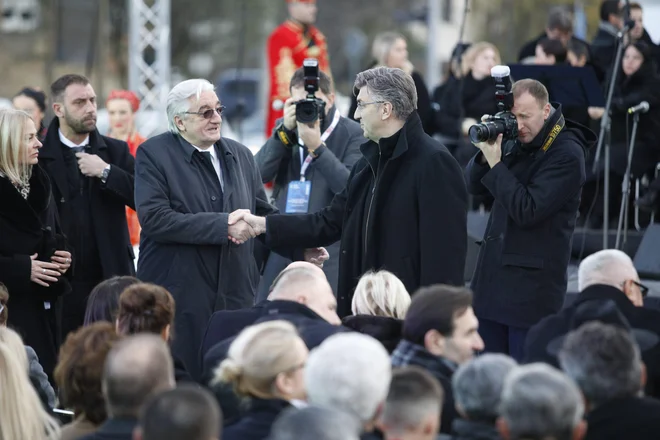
[540,113,565,153]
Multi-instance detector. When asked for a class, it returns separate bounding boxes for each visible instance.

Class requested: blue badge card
[285,181,312,213]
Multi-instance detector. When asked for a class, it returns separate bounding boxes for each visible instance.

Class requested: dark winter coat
[584,396,660,440]
[341,315,403,353]
[0,165,71,378]
[467,104,595,328]
[265,112,468,317]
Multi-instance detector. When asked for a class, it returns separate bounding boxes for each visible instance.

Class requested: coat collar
[0,165,51,231]
[39,116,107,160]
[175,133,235,165]
[261,300,327,322]
[574,284,636,313]
[360,111,423,171]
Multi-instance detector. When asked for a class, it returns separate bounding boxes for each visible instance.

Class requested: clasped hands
[227,209,329,268]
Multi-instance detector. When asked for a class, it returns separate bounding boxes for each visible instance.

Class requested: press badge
[285,181,312,213]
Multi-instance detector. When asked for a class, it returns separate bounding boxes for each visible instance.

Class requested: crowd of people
[1,0,660,439]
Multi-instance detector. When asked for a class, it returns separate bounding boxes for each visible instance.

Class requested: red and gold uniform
[265,0,330,137]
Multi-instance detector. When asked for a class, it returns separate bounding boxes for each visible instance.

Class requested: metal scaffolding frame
[128,0,171,114]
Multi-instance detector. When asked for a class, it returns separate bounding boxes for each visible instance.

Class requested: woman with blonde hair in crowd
[106,90,145,247]
[0,108,72,380]
[215,320,309,440]
[0,327,60,440]
[342,270,410,353]
[348,31,433,134]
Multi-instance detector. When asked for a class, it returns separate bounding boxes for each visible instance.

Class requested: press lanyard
[298,110,341,181]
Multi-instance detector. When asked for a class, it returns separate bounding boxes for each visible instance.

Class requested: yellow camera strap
[541,114,565,152]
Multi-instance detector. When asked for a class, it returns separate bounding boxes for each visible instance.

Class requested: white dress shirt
[58,129,90,148]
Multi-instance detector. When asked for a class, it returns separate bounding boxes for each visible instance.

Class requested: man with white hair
[305,332,392,438]
[135,79,318,379]
[497,363,586,440]
[523,249,660,397]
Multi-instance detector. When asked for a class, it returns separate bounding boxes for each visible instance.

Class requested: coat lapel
[217,141,235,208]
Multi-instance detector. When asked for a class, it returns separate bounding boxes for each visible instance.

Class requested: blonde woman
[0,108,72,379]
[0,328,60,440]
[349,31,433,134]
[214,320,308,440]
[342,270,410,353]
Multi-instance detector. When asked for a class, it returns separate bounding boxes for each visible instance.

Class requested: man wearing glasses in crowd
[523,249,660,398]
[134,79,312,379]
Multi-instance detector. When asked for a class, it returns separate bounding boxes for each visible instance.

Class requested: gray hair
[499,363,584,440]
[305,333,391,424]
[269,406,362,440]
[354,67,417,120]
[452,354,518,423]
[547,6,573,32]
[166,79,215,135]
[558,321,643,408]
[381,366,443,434]
[577,249,637,291]
[371,31,405,66]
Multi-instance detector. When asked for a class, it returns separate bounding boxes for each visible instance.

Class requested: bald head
[578,250,643,306]
[269,265,340,325]
[103,334,175,418]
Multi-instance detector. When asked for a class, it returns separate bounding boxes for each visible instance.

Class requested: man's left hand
[304,247,329,268]
[474,134,503,168]
[76,152,109,178]
[297,118,323,151]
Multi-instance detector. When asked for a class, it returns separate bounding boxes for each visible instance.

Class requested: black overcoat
[466,105,595,328]
[265,112,468,317]
[135,132,278,379]
[0,165,71,378]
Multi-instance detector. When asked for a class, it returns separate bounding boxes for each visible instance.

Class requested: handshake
[227,209,329,268]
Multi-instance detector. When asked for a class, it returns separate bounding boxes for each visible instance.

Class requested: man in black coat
[591,0,623,79]
[524,249,660,398]
[230,66,468,317]
[39,74,135,339]
[255,67,364,298]
[467,78,595,362]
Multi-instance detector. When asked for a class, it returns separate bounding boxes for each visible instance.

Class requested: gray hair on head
[558,321,643,408]
[167,79,215,135]
[269,406,362,440]
[452,354,518,423]
[499,363,584,440]
[354,67,417,120]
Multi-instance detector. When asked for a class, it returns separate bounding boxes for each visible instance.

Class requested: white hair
[351,270,410,319]
[577,249,637,291]
[166,79,216,134]
[305,333,391,424]
[500,363,584,440]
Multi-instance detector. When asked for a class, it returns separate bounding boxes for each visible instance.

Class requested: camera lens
[296,101,319,124]
[468,124,488,143]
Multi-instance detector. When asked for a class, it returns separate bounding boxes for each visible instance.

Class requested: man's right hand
[228,210,267,245]
[283,97,297,131]
[30,253,62,287]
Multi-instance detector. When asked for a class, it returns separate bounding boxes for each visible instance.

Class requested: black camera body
[468,65,518,143]
[295,58,326,124]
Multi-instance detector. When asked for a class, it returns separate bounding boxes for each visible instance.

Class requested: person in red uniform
[266,0,331,137]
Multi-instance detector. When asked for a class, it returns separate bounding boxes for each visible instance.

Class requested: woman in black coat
[0,108,72,380]
[348,32,433,134]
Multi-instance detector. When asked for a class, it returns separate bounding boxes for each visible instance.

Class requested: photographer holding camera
[255,62,364,299]
[466,72,596,361]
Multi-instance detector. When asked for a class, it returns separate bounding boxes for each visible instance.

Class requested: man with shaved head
[524,249,660,397]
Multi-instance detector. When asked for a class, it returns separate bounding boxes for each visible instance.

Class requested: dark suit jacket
[223,399,291,440]
[78,417,137,440]
[135,132,281,379]
[39,117,135,280]
[524,284,660,398]
[265,113,468,317]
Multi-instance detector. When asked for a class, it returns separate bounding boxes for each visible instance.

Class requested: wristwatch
[308,143,326,159]
[101,165,111,184]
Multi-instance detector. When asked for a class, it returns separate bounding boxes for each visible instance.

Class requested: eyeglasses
[356,100,386,109]
[624,280,650,297]
[184,105,226,119]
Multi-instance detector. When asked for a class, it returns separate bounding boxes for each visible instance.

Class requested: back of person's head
[452,354,518,424]
[290,67,333,95]
[268,266,340,325]
[0,108,35,185]
[600,0,621,22]
[546,6,573,33]
[402,285,483,364]
[103,334,175,418]
[116,282,175,338]
[84,276,140,325]
[379,366,443,438]
[577,249,641,301]
[536,38,568,64]
[0,333,60,439]
[54,321,121,424]
[214,320,308,401]
[558,321,644,408]
[567,39,590,66]
[0,283,8,326]
[269,406,363,440]
[351,270,410,319]
[498,363,586,440]
[136,385,222,440]
[305,333,391,426]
